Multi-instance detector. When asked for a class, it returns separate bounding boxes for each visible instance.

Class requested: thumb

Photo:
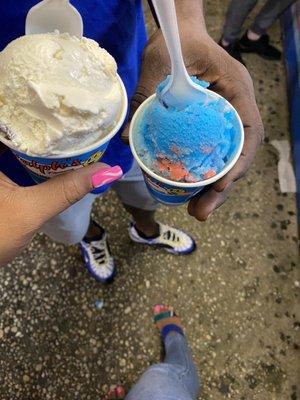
[22,163,123,226]
[121,92,148,144]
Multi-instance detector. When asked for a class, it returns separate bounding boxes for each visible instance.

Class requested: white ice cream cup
[129,90,244,206]
[0,76,128,188]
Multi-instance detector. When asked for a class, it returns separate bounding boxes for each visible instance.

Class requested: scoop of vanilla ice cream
[0,32,123,155]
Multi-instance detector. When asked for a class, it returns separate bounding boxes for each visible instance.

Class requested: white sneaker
[80,224,116,283]
[129,222,196,255]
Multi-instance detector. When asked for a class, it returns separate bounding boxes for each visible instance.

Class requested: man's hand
[123,25,264,221]
[0,164,122,265]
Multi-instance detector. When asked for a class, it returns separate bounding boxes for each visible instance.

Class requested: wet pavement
[0,1,299,399]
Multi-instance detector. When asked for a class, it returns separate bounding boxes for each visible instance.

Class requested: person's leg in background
[220,0,258,63]
[222,0,258,45]
[250,0,296,36]
[239,0,297,59]
[124,305,200,400]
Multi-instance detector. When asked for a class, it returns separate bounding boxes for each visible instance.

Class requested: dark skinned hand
[122,29,264,221]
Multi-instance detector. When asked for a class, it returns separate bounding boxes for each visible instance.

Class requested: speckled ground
[0,1,299,399]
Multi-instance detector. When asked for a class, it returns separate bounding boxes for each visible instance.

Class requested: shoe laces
[162,229,180,243]
[91,247,106,263]
[88,240,108,265]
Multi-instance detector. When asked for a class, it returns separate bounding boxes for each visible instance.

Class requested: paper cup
[0,75,128,187]
[129,91,244,206]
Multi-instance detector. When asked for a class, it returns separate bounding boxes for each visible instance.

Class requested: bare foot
[153,304,183,334]
[102,385,125,400]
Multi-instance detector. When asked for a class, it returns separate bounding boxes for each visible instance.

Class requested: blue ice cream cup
[0,76,128,194]
[129,91,244,206]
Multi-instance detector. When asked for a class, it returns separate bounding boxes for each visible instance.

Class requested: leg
[125,364,195,400]
[238,0,294,60]
[41,194,116,283]
[41,194,95,245]
[85,218,105,239]
[113,160,159,237]
[250,0,297,36]
[113,161,196,255]
[222,0,258,44]
[123,203,159,238]
[156,306,200,399]
[163,333,199,397]
[125,305,200,400]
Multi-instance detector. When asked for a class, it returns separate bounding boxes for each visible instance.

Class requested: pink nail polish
[154,304,163,313]
[92,166,123,188]
[116,386,125,396]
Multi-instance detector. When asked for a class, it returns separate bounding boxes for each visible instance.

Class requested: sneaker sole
[165,240,197,255]
[81,250,117,284]
[85,261,117,284]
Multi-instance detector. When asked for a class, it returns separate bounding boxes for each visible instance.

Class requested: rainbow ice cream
[135,77,237,183]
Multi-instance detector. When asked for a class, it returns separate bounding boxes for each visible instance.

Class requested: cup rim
[129,90,245,189]
[0,75,128,159]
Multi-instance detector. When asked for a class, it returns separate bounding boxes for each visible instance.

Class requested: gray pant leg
[113,179,158,211]
[125,333,200,400]
[251,0,297,35]
[40,194,95,245]
[112,160,158,211]
[222,0,258,43]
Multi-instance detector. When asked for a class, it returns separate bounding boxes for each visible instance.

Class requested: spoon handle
[151,0,190,84]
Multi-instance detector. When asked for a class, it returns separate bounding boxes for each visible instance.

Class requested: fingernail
[92,166,123,188]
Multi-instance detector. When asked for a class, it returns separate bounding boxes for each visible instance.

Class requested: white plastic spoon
[26,0,83,37]
[151,0,208,109]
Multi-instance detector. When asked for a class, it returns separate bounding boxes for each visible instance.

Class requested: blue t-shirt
[0,0,147,186]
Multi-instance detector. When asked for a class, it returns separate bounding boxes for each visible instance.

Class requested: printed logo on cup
[15,150,104,179]
[82,151,104,166]
[142,171,203,206]
[144,174,188,196]
[15,155,80,177]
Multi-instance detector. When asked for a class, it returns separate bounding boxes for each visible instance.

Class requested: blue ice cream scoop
[136,76,236,182]
[129,80,244,205]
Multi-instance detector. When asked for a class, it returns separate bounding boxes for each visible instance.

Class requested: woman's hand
[0,163,123,265]
[123,29,264,221]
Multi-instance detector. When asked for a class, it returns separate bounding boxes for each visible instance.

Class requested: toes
[104,385,125,399]
[153,304,164,314]
[153,304,173,315]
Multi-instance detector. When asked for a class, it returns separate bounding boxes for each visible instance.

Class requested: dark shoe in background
[218,40,246,66]
[239,33,281,60]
